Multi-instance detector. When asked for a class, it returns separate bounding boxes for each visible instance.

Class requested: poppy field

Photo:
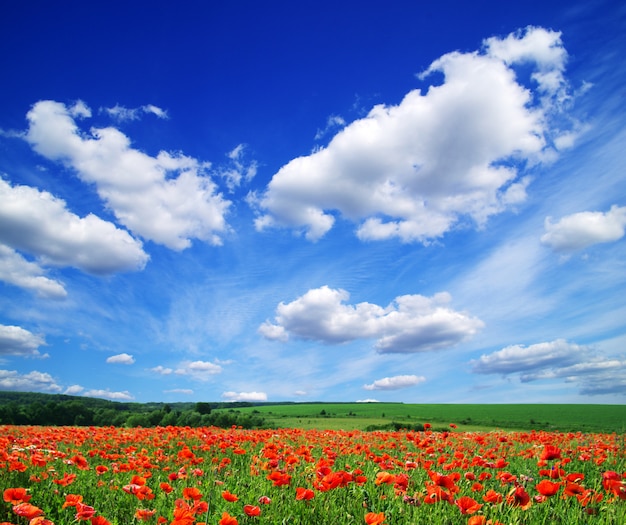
[1,424,625,525]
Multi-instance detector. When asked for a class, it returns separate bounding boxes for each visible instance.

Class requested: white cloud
[364,374,426,390]
[82,389,134,400]
[64,384,84,395]
[315,114,346,140]
[253,27,577,243]
[356,399,380,403]
[218,144,258,192]
[260,285,483,353]
[174,360,223,381]
[0,244,67,299]
[25,100,232,250]
[472,339,585,374]
[106,353,135,365]
[150,365,173,375]
[541,205,626,253]
[472,339,626,396]
[0,325,46,357]
[164,388,194,395]
[222,391,267,402]
[0,177,148,275]
[102,103,169,122]
[0,369,61,392]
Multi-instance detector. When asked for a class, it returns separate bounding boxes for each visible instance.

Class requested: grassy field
[217,403,626,433]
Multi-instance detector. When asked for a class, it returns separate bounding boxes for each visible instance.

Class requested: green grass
[218,403,626,433]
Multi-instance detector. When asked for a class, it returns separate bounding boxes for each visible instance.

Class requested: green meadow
[220,403,626,433]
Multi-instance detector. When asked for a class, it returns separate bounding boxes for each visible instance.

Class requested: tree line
[0,392,267,429]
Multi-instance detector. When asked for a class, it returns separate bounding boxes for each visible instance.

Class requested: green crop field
[217,403,626,433]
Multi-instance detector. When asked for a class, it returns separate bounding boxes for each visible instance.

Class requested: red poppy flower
[218,512,237,525]
[455,496,482,514]
[90,517,112,525]
[243,505,261,517]
[540,445,561,461]
[159,482,173,494]
[62,494,83,508]
[266,471,291,486]
[295,487,315,501]
[13,503,44,520]
[482,489,503,504]
[506,486,531,510]
[29,518,55,525]
[183,487,203,501]
[75,503,96,521]
[3,488,31,504]
[221,490,238,502]
[535,479,561,497]
[364,512,386,525]
[135,509,157,521]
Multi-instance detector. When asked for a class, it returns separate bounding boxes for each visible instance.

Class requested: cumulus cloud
[106,353,135,365]
[0,325,46,357]
[24,100,234,250]
[364,374,426,390]
[472,339,626,396]
[64,384,84,395]
[222,391,268,402]
[259,285,483,353]
[174,360,223,381]
[541,205,626,253]
[0,178,148,275]
[0,244,67,299]
[253,27,578,243]
[82,389,134,400]
[0,369,61,392]
[103,103,168,122]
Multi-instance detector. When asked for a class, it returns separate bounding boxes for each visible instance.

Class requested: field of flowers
[1,424,624,525]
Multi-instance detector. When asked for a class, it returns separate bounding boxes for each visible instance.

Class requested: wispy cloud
[164,388,193,395]
[102,103,169,122]
[260,286,483,353]
[314,115,346,140]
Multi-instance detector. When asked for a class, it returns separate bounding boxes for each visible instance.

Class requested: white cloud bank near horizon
[253,27,581,243]
[472,339,626,396]
[364,375,426,391]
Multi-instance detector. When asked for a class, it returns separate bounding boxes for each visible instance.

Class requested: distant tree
[196,402,212,415]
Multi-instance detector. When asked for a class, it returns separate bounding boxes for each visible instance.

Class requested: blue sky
[0,0,625,404]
